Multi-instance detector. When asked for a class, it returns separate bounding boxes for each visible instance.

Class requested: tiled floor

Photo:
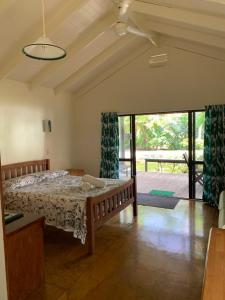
[29,200,218,300]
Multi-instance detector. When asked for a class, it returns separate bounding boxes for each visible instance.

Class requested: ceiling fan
[113,0,157,46]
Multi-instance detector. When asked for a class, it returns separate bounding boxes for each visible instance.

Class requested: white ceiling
[1,0,225,96]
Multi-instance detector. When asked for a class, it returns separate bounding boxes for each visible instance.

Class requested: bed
[1,159,137,254]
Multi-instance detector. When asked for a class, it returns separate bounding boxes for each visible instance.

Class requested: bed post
[86,197,95,255]
[46,159,50,171]
[132,176,137,217]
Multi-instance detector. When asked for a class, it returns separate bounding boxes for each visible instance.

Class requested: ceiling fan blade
[126,26,145,37]
[147,35,158,47]
[127,26,157,46]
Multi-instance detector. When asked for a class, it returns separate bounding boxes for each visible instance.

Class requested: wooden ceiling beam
[132,0,225,36]
[73,40,149,99]
[54,36,137,94]
[133,16,225,50]
[137,0,225,17]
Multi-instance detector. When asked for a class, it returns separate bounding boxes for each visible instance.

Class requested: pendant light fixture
[23,0,66,61]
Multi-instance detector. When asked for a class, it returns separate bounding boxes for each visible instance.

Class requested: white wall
[72,45,225,176]
[0,79,73,169]
[0,79,74,299]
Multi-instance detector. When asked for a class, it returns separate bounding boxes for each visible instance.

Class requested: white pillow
[83,175,106,188]
[33,170,68,181]
[3,170,69,192]
[3,174,41,192]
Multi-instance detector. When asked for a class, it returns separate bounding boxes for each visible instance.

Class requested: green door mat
[149,189,175,197]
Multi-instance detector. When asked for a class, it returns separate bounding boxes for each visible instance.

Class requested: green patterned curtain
[203,105,225,207]
[100,112,119,179]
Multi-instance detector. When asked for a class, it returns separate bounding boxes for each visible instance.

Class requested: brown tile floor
[29,200,218,300]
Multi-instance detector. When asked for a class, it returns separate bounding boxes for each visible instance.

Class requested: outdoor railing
[144,158,186,172]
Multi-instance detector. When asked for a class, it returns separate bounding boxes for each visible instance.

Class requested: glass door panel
[135,113,189,198]
[119,116,131,159]
[119,116,132,178]
[194,163,204,199]
[195,112,205,161]
[119,161,132,179]
[193,111,205,199]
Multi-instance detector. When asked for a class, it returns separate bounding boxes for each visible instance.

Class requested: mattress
[4,172,126,244]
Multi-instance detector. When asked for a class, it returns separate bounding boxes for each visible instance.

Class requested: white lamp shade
[23,36,66,60]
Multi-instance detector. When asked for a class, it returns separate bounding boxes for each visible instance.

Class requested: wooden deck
[137,171,203,199]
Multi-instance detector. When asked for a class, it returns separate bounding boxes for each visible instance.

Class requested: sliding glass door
[191,111,205,199]
[119,110,205,200]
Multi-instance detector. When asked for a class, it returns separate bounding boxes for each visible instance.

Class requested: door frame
[119,109,204,199]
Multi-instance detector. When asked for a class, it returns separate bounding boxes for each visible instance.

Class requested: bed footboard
[86,176,137,254]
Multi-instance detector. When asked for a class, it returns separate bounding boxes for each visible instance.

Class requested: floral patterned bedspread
[4,173,126,244]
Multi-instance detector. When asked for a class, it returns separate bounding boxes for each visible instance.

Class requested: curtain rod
[118,108,205,116]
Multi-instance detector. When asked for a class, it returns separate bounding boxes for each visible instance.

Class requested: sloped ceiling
[1,0,225,96]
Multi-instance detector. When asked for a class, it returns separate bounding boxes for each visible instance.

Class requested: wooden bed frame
[1,159,137,254]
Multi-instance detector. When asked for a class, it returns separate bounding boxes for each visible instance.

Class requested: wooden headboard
[1,159,50,181]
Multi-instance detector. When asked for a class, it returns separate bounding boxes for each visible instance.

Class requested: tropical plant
[119,112,205,154]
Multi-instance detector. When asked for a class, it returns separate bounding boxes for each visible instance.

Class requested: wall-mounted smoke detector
[149,54,168,67]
